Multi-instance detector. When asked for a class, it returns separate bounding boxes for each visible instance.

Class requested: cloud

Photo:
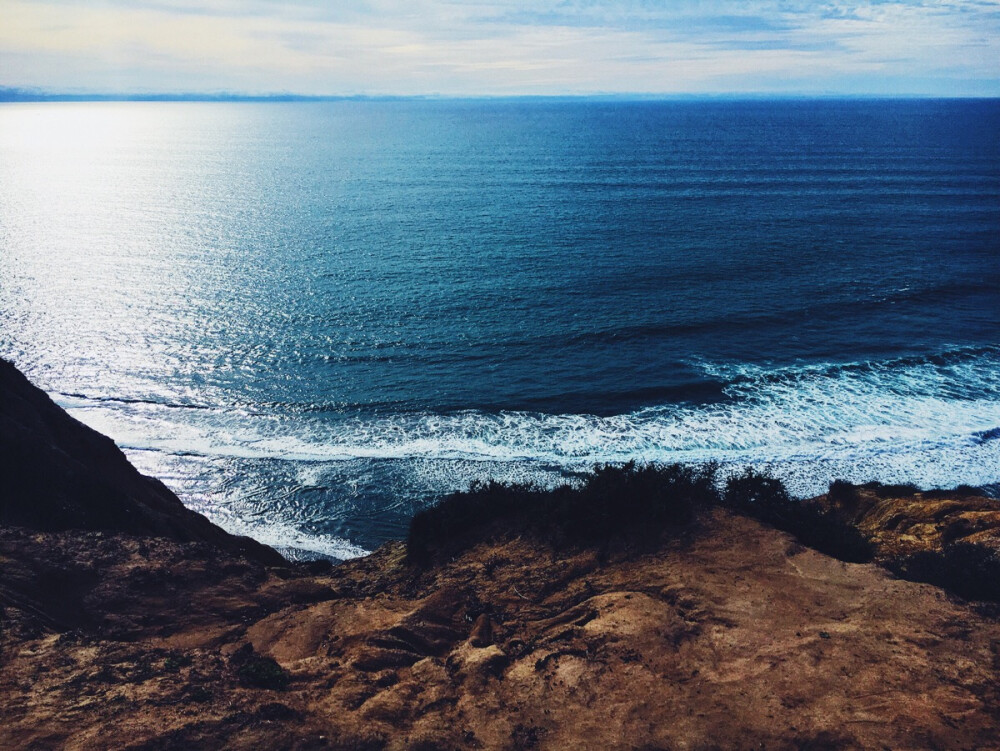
[0,0,997,94]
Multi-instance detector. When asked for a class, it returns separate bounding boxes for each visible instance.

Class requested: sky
[2,0,999,97]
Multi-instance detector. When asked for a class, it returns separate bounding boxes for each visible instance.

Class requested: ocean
[1,99,998,559]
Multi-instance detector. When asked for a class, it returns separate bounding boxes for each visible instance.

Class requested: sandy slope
[2,506,999,750]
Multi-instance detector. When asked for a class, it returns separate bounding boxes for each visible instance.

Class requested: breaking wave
[57,346,1000,502]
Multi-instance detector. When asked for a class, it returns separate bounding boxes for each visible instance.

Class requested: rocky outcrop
[3,509,1000,750]
[0,357,284,566]
[823,482,1000,558]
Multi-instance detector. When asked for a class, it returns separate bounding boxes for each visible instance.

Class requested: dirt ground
[3,503,999,751]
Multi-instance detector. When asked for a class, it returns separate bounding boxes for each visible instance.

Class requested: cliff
[0,358,283,566]
[2,361,1000,750]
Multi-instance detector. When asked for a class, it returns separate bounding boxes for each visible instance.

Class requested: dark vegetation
[410,467,1000,604]
[722,469,874,563]
[865,481,921,499]
[831,479,986,503]
[406,462,716,566]
[922,485,984,499]
[827,479,860,505]
[887,544,1000,603]
[407,463,873,566]
[230,644,290,690]
[827,478,988,503]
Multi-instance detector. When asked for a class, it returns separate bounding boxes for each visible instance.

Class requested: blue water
[1,99,998,558]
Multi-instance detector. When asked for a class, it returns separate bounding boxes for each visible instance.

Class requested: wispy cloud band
[1,0,998,95]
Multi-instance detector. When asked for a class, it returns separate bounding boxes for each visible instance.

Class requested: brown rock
[469,613,492,647]
[824,483,1000,559]
[5,511,1000,750]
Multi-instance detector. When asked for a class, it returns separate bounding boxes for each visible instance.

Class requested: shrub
[406,480,543,566]
[827,479,859,505]
[236,656,289,690]
[922,484,985,499]
[557,461,718,547]
[873,483,920,499]
[723,467,790,511]
[887,543,1000,602]
[955,484,985,497]
[406,462,719,565]
[407,463,875,567]
[724,468,873,563]
[230,644,290,690]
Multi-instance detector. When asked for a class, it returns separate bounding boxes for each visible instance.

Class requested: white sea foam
[56,351,1000,555]
[57,353,1000,470]
[176,497,370,561]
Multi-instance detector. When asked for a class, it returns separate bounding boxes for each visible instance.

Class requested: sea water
[1,99,998,558]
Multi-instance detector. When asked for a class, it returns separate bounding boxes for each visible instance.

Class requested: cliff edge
[2,361,999,750]
[0,357,283,566]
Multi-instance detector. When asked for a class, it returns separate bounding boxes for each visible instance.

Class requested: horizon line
[3,87,999,104]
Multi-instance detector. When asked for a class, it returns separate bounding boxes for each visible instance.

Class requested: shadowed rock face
[0,357,284,566]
